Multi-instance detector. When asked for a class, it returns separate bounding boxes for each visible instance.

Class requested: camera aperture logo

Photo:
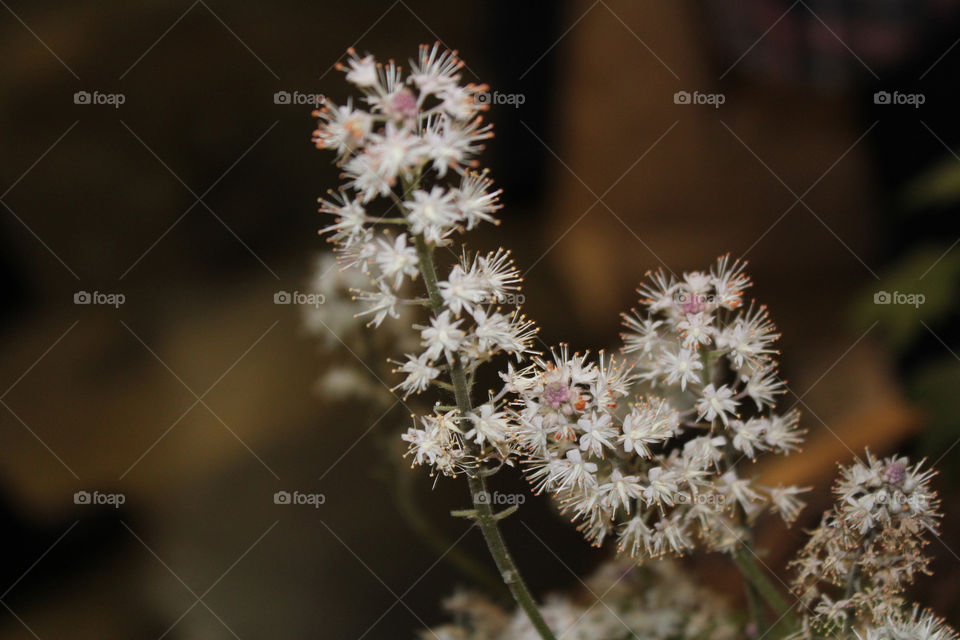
[273,490,326,508]
[475,91,525,108]
[74,290,125,308]
[274,290,325,307]
[873,90,925,108]
[874,290,925,308]
[74,490,126,508]
[674,90,725,108]
[274,90,322,106]
[74,90,126,108]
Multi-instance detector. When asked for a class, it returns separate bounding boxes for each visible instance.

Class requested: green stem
[732,546,800,634]
[743,575,769,637]
[393,455,509,599]
[414,234,558,640]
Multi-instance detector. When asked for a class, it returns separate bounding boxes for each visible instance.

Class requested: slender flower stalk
[313,44,553,639]
[413,232,557,640]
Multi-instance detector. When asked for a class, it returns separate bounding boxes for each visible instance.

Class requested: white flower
[696,383,738,426]
[406,186,461,244]
[863,608,959,640]
[599,469,642,515]
[374,233,419,288]
[318,192,368,244]
[468,248,522,304]
[577,411,615,457]
[620,399,677,457]
[312,99,373,156]
[766,485,808,524]
[355,281,399,327]
[454,171,502,229]
[744,364,785,409]
[763,410,802,453]
[340,49,378,88]
[439,264,487,315]
[557,448,598,491]
[715,304,779,370]
[659,347,703,391]
[421,114,492,177]
[470,307,536,357]
[729,417,768,458]
[676,312,714,349]
[402,410,470,476]
[719,470,761,513]
[420,310,465,362]
[408,43,462,95]
[642,467,680,507]
[438,82,485,120]
[466,403,510,449]
[345,122,423,202]
[394,352,439,397]
[620,315,663,356]
[710,254,750,309]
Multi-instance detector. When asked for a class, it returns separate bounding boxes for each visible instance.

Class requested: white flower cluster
[309,44,957,640]
[860,608,958,640]
[422,559,738,640]
[313,45,538,476]
[505,259,807,558]
[791,452,945,634]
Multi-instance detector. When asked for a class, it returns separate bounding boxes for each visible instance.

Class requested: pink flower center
[543,381,571,409]
[883,462,906,485]
[680,292,707,314]
[388,90,418,119]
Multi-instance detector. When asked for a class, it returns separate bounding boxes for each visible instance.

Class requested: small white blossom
[696,383,738,426]
[420,310,466,362]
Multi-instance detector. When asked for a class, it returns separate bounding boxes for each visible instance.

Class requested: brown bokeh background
[2,1,959,638]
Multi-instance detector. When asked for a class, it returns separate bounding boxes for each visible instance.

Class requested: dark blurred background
[2,1,960,638]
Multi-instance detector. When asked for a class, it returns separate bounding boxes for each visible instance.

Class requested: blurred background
[2,0,960,637]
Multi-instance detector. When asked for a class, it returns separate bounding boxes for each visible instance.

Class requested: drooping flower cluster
[422,559,738,640]
[505,258,808,558]
[791,452,943,632]
[312,45,538,476]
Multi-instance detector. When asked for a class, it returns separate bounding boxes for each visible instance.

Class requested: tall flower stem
[414,233,558,640]
[732,546,800,634]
